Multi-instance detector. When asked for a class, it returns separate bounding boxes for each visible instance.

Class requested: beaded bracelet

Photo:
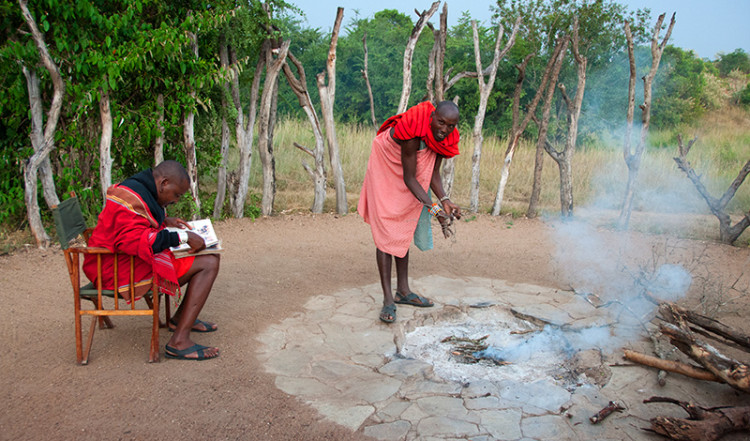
[177,230,189,245]
[429,203,444,217]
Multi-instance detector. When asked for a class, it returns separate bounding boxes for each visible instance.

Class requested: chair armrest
[67,246,115,255]
[83,228,95,241]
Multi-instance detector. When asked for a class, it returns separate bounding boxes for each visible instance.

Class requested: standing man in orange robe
[358,101,462,323]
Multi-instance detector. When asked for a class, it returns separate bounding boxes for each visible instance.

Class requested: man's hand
[164,216,191,229]
[441,199,462,220]
[186,231,206,253]
[164,217,204,253]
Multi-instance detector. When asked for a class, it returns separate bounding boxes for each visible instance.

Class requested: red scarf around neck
[377,101,460,158]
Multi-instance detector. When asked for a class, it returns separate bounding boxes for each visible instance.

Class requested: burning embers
[442,334,511,365]
[399,305,614,391]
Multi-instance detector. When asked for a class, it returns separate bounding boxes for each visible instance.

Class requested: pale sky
[288,0,750,60]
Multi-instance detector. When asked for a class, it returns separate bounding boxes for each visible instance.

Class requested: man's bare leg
[394,250,433,306]
[166,254,220,358]
[395,250,411,296]
[377,248,401,322]
[376,248,394,306]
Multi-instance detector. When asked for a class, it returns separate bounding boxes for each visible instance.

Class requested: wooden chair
[52,194,171,364]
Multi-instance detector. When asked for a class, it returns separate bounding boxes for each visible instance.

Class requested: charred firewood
[660,303,750,350]
[657,303,750,393]
[443,334,511,365]
[510,329,538,335]
[644,396,750,441]
[659,323,750,393]
[589,401,625,424]
[441,334,489,344]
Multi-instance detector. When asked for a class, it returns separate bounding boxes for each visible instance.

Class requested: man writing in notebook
[84,160,221,360]
[358,101,462,323]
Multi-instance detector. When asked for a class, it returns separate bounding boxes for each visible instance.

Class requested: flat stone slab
[363,420,411,440]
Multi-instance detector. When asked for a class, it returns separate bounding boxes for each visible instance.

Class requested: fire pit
[398,300,614,391]
[255,275,663,440]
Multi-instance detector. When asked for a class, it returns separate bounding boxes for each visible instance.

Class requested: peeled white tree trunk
[153,93,165,166]
[214,42,231,219]
[397,1,440,114]
[468,18,520,213]
[21,65,59,210]
[257,39,290,216]
[19,0,64,247]
[283,52,327,213]
[618,13,675,229]
[317,7,347,215]
[491,140,518,216]
[98,84,113,200]
[183,31,201,219]
[230,50,263,218]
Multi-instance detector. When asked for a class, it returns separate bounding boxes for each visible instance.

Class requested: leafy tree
[446,12,504,134]
[337,9,433,123]
[0,0,285,228]
[492,0,649,141]
[716,48,750,76]
[651,45,713,128]
[740,84,750,109]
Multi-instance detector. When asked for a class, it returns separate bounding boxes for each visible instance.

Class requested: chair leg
[75,311,84,364]
[82,316,97,365]
[149,291,160,363]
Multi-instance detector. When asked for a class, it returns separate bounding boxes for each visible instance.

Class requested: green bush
[740,84,750,109]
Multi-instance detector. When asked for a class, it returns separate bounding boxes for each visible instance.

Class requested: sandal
[379,303,397,323]
[395,292,434,307]
[165,344,219,361]
[168,318,218,333]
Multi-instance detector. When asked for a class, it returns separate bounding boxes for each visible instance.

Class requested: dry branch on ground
[623,301,750,440]
[644,397,750,441]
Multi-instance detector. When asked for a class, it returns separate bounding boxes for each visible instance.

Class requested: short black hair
[153,160,189,184]
[435,100,459,116]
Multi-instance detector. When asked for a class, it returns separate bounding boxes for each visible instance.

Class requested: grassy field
[248,107,750,223]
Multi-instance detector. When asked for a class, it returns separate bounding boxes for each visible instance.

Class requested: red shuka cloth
[377,101,460,158]
[83,184,189,301]
[358,130,437,258]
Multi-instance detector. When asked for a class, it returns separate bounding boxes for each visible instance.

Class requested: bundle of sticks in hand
[439,212,455,240]
[428,202,457,240]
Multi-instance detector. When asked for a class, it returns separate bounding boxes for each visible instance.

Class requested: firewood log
[623,350,722,383]
[644,396,750,441]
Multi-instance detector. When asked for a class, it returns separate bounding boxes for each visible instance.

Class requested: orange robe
[358,130,437,258]
[359,102,460,257]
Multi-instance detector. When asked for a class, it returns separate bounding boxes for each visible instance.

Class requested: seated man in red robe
[84,160,220,360]
[358,101,462,323]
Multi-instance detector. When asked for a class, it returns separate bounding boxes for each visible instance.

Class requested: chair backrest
[52,196,88,249]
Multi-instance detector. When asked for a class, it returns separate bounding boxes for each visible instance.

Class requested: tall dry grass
[255,107,750,224]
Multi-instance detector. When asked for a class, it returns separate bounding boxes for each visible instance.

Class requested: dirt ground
[2,213,749,440]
